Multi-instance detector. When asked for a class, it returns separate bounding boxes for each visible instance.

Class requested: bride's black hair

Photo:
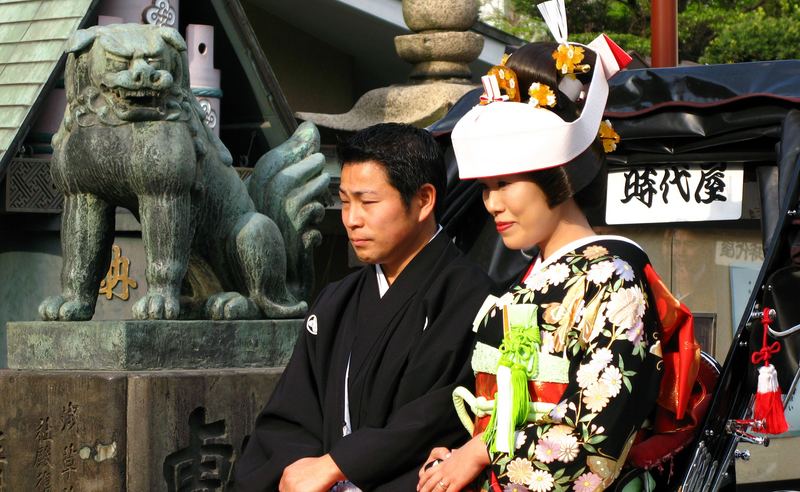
[505,42,607,212]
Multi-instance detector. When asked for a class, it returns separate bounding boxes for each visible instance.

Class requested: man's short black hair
[337,123,446,220]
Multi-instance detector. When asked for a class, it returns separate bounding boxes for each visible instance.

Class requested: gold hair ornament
[599,119,620,153]
[480,64,521,104]
[553,43,590,77]
[528,82,557,108]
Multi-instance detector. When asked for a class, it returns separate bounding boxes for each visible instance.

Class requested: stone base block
[409,61,472,80]
[394,32,484,64]
[5,319,302,370]
[0,368,282,491]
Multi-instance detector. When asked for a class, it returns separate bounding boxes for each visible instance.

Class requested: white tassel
[495,364,513,453]
[754,364,788,434]
[758,364,780,393]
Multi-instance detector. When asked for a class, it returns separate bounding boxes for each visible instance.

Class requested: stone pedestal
[0,320,301,491]
[5,320,299,370]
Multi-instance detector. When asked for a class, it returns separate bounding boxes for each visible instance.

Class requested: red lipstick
[495,221,513,233]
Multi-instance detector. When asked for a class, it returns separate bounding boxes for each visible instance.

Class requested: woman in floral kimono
[416,6,680,491]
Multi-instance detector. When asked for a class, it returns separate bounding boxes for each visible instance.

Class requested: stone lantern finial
[396,0,484,81]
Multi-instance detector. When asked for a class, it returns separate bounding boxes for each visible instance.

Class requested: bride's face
[480,174,565,251]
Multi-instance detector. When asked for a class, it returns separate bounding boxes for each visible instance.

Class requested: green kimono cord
[483,325,541,455]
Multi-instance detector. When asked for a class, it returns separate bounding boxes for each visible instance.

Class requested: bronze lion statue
[39,24,329,321]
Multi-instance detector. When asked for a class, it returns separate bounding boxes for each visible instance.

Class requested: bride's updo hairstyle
[504,42,607,212]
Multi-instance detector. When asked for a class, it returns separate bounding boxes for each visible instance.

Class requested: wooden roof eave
[210,0,297,146]
[0,0,101,182]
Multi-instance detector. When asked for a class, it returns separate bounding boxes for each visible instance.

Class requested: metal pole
[651,0,678,67]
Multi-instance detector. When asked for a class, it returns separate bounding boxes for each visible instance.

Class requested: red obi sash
[627,265,704,469]
[643,264,701,429]
[471,372,568,436]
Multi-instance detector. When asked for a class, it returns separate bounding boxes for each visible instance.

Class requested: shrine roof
[0,0,98,179]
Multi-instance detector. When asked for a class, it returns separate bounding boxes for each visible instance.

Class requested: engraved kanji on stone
[36,418,52,442]
[34,442,52,469]
[60,402,79,432]
[163,407,234,491]
[61,444,78,481]
[34,418,54,470]
[34,418,54,491]
[35,468,52,492]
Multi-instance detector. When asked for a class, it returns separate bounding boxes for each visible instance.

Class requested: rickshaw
[429,59,800,491]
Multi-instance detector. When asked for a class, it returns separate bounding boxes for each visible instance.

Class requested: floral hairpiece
[553,43,591,78]
[481,53,559,110]
[599,119,620,153]
[480,63,521,105]
[528,82,556,108]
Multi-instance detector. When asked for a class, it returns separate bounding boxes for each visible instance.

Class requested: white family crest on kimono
[306,314,319,335]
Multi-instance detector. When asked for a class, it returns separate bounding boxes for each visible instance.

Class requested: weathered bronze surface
[39,23,329,322]
[0,368,281,491]
[6,319,301,370]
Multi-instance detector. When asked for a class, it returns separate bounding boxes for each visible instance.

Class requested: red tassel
[750,308,788,435]
[754,364,789,435]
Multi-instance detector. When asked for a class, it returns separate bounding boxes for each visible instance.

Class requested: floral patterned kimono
[455,236,664,492]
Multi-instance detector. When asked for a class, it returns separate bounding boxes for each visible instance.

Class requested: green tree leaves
[699,7,800,63]
[481,0,800,63]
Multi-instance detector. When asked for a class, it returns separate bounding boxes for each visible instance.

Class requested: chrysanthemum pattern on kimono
[471,238,663,492]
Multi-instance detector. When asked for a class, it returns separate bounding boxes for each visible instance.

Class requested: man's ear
[416,183,437,223]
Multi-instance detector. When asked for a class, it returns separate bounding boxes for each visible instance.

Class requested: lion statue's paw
[133,292,181,320]
[39,295,94,321]
[205,292,261,320]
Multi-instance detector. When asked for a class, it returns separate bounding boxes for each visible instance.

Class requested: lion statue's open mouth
[113,87,162,107]
[101,86,173,120]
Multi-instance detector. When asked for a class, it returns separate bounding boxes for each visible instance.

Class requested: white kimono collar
[526,234,644,278]
[375,224,444,298]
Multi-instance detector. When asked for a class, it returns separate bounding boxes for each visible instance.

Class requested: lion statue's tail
[246,122,331,302]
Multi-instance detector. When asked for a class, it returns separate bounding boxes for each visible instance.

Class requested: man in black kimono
[234,124,492,491]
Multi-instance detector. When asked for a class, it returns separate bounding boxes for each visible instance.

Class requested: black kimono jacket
[234,232,493,491]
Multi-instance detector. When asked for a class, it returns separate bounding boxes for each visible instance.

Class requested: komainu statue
[39,24,330,321]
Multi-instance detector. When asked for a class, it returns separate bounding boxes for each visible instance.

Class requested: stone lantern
[297,0,484,131]
[396,0,484,80]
